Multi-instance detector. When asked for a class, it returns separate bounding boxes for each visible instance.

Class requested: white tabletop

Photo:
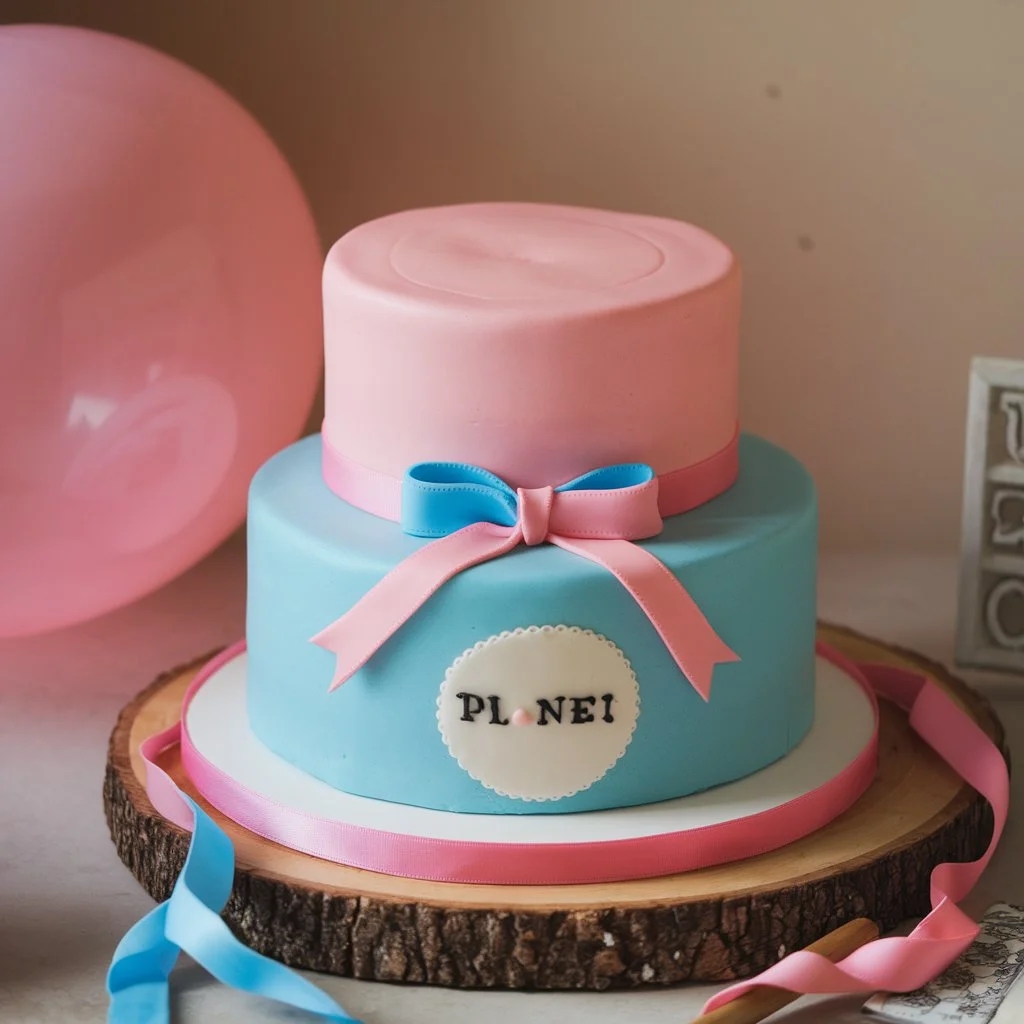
[1,540,1020,1023]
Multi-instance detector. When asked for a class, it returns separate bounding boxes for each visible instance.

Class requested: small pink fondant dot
[511,707,534,726]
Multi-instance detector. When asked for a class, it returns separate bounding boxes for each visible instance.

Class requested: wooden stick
[692,917,880,1024]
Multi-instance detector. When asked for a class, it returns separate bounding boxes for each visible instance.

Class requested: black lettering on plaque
[570,696,596,724]
[456,692,486,722]
[536,696,565,725]
[601,693,615,723]
[488,695,509,725]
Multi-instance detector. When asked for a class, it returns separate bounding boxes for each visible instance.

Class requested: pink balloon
[0,26,323,637]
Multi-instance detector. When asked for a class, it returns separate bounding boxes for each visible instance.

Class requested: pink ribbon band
[320,428,741,523]
[313,431,742,700]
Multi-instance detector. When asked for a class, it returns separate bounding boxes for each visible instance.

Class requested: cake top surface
[325,202,735,313]
[321,201,740,488]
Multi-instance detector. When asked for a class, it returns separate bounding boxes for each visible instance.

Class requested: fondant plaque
[437,625,640,801]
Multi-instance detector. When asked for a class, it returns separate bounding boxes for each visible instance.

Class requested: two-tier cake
[174,199,880,888]
[169,200,891,893]
[242,202,821,820]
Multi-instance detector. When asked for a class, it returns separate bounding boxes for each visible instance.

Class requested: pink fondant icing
[322,203,739,488]
[510,708,534,727]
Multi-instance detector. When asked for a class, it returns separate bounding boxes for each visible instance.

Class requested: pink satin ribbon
[313,432,742,700]
[704,646,1009,1015]
[140,640,1008,1008]
[320,429,742,523]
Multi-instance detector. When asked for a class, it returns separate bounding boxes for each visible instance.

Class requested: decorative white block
[956,357,1024,672]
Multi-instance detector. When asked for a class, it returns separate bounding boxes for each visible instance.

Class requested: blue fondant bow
[400,460,659,538]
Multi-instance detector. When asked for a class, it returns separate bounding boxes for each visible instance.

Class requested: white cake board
[186,652,874,846]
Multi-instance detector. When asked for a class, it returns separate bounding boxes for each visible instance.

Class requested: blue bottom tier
[246,433,818,814]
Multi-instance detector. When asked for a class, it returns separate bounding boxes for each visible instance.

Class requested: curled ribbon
[311,460,739,700]
[703,652,1010,1015]
[106,720,358,1024]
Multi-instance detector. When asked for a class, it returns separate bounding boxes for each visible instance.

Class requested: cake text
[455,691,616,725]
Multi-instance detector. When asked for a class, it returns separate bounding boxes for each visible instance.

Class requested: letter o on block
[985,577,1024,650]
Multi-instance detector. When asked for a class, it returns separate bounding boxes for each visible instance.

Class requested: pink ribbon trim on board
[146,640,879,885]
[139,640,1010,1010]
[313,431,742,701]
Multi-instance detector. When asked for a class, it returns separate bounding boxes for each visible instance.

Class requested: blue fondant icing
[246,433,817,814]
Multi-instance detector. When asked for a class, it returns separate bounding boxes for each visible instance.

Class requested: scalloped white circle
[436,625,640,801]
[185,652,874,845]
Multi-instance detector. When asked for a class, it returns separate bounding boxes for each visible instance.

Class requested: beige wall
[3,0,1022,552]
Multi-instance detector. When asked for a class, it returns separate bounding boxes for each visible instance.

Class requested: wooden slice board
[104,623,1005,990]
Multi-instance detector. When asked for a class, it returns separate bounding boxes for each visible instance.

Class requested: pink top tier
[322,203,739,488]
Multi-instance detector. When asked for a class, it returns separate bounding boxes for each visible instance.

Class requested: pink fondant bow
[312,460,738,699]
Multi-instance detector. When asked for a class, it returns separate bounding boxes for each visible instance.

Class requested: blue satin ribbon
[107,794,358,1023]
[401,460,656,538]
